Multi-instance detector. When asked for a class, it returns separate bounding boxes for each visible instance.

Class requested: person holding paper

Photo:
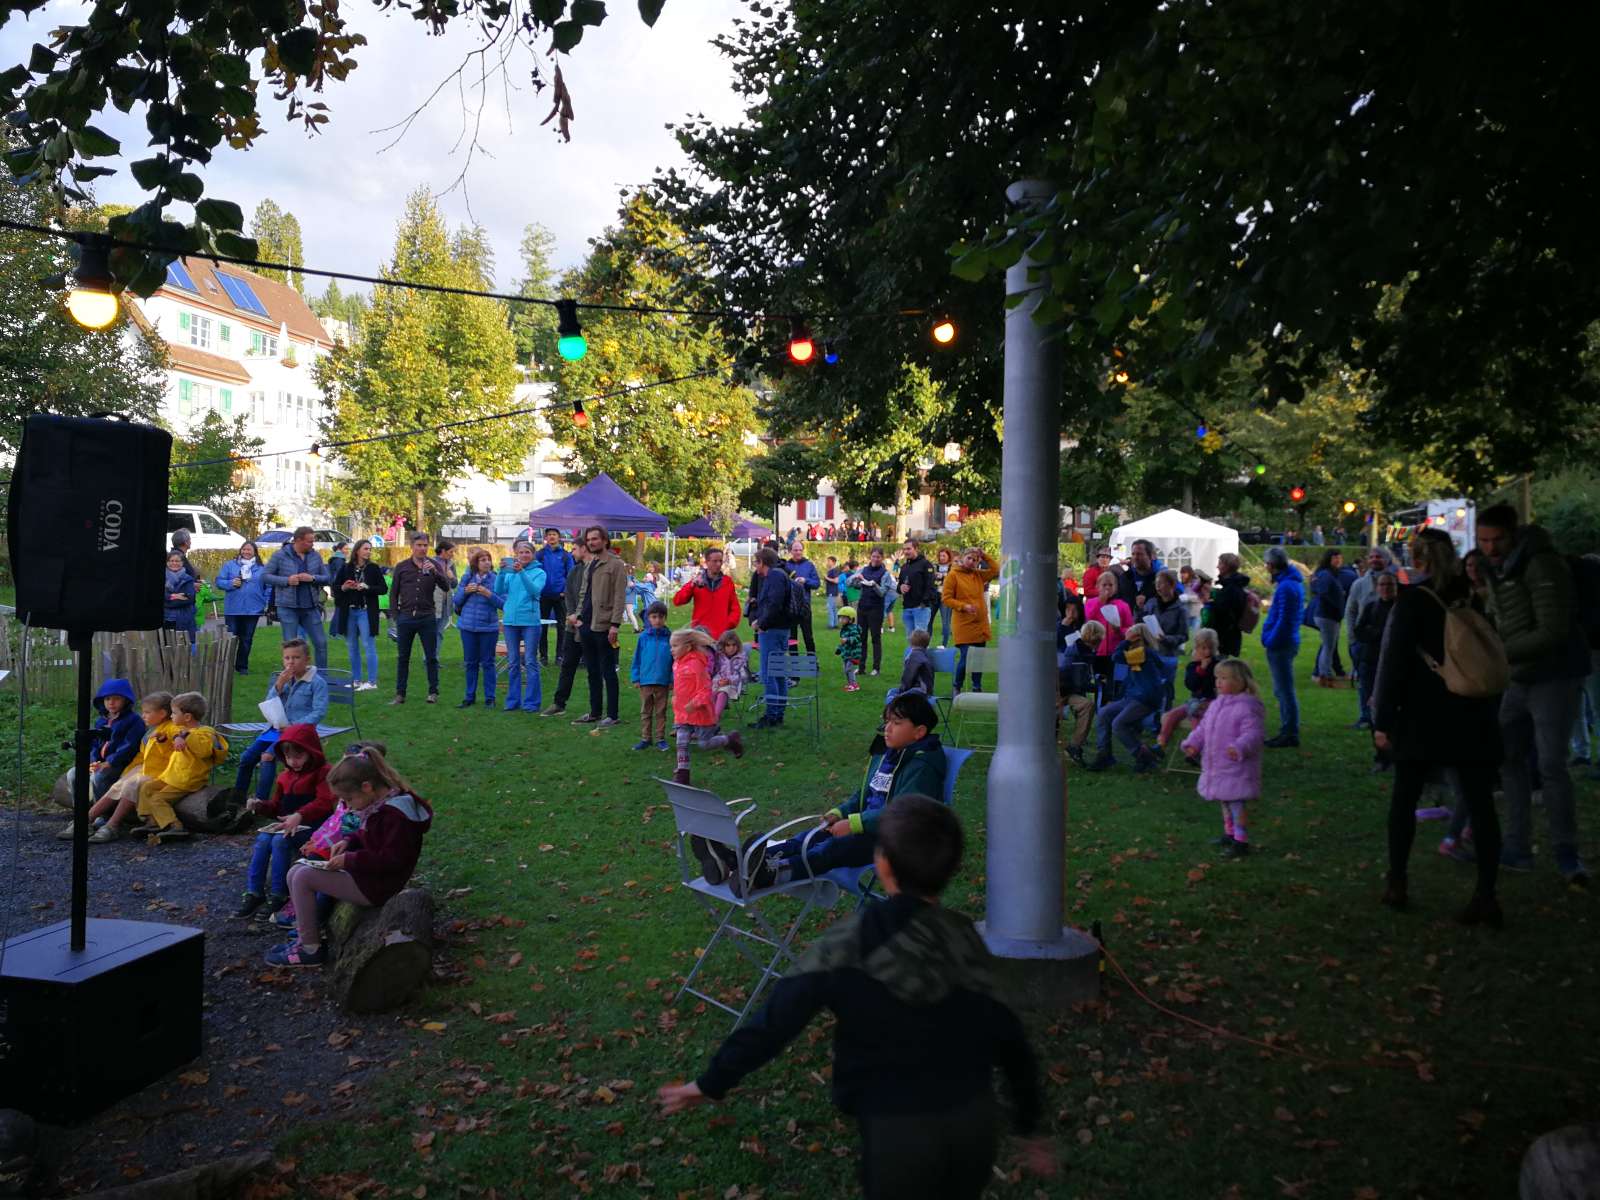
[1085,570,1134,659]
[234,639,329,806]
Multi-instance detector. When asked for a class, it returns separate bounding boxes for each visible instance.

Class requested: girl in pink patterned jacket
[1181,659,1266,859]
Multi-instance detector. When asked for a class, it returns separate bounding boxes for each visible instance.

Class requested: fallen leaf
[422,1022,447,1033]
[177,1070,209,1087]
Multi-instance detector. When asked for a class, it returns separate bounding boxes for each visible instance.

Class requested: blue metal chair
[926,646,958,725]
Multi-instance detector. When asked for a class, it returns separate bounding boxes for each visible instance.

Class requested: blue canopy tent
[526,472,669,537]
[671,516,718,538]
[729,517,774,541]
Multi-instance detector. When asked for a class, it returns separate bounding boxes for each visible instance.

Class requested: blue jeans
[277,607,328,668]
[772,829,876,875]
[940,604,953,645]
[236,732,280,802]
[1352,642,1373,724]
[826,593,839,628]
[502,624,542,711]
[225,614,260,672]
[247,827,312,897]
[1096,697,1154,755]
[758,627,790,721]
[1265,643,1300,737]
[1314,616,1342,678]
[954,642,986,692]
[902,605,932,635]
[346,608,377,684]
[460,628,498,702]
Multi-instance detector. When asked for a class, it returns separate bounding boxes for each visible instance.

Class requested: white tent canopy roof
[1107,509,1240,574]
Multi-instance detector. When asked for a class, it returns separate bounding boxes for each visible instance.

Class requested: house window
[805,498,827,521]
[188,314,212,350]
[251,391,267,422]
[249,331,279,356]
[220,387,233,415]
[219,323,231,346]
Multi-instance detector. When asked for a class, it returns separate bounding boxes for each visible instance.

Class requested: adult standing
[541,541,589,717]
[787,542,821,654]
[431,539,459,646]
[215,541,268,674]
[535,528,575,665]
[388,532,451,705]
[169,528,199,580]
[824,556,842,629]
[1371,529,1504,924]
[748,547,795,729]
[1310,549,1349,683]
[326,541,350,637]
[495,539,547,713]
[262,526,330,668]
[569,526,626,727]
[1114,539,1160,614]
[942,548,998,693]
[1343,547,1394,728]
[850,548,892,676]
[1210,553,1251,658]
[896,540,938,638]
[1475,504,1589,882]
[1260,546,1304,748]
[672,546,743,639]
[934,547,955,646]
[452,548,505,708]
[333,538,386,691]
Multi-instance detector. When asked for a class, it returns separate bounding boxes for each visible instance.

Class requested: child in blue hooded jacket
[629,601,674,750]
[56,679,146,838]
[494,540,547,713]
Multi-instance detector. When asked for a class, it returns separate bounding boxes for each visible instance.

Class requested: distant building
[131,258,336,527]
[443,380,571,539]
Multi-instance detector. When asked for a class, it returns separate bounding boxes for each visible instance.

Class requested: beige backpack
[1417,589,1509,698]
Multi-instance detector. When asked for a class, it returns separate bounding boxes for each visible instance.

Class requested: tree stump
[50,771,72,811]
[76,1150,273,1199]
[173,786,243,834]
[1520,1123,1600,1200]
[326,888,434,1013]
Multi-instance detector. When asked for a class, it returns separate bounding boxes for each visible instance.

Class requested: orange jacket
[672,648,717,726]
[942,558,998,644]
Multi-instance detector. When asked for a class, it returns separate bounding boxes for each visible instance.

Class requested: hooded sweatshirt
[342,792,433,906]
[256,723,336,826]
[1181,691,1266,803]
[696,894,1041,1130]
[825,733,947,836]
[90,679,145,778]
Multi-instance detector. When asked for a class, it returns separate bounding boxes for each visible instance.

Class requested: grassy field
[15,605,1600,1198]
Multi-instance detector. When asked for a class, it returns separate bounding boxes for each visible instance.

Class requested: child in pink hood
[1181,658,1266,859]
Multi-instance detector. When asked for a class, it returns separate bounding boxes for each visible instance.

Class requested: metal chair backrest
[660,777,746,853]
[940,746,973,807]
[763,652,820,680]
[928,646,958,675]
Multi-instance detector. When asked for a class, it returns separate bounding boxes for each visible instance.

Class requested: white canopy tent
[1107,509,1240,575]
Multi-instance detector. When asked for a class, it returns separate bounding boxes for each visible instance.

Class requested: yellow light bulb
[66,288,119,330]
[931,319,957,345]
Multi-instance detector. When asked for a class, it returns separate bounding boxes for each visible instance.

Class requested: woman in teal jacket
[494,539,548,713]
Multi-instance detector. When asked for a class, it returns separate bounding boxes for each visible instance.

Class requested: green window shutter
[220,387,233,413]
[220,323,231,343]
[178,312,190,331]
[177,378,192,416]
[250,331,261,354]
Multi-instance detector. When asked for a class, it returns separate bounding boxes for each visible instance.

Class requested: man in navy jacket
[535,528,576,665]
[749,548,795,729]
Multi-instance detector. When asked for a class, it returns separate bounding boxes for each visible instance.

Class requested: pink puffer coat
[1181,691,1265,803]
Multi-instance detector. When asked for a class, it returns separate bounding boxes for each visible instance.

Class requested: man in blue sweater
[263,527,331,667]
[748,548,795,729]
[1261,545,1305,748]
[535,528,575,666]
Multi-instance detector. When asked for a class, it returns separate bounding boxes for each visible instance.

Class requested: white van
[167,505,243,551]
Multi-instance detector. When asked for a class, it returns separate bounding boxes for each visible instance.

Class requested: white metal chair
[949,647,1000,749]
[658,777,840,1028]
[748,651,822,742]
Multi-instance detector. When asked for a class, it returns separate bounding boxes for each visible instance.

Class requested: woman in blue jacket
[215,541,269,673]
[1260,546,1305,748]
[454,547,506,708]
[494,540,547,713]
[162,551,198,647]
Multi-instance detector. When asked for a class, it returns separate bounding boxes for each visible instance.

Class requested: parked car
[167,505,242,551]
[257,528,342,553]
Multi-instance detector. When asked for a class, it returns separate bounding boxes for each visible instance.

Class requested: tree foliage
[512,223,561,370]
[739,439,824,524]
[168,410,265,517]
[552,193,758,523]
[310,279,369,336]
[0,0,666,293]
[250,200,306,293]
[314,189,522,530]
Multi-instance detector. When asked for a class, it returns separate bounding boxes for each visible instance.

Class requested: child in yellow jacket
[87,692,177,843]
[136,691,227,842]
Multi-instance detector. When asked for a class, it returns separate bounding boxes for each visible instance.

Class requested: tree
[0,1,666,293]
[740,440,825,526]
[310,279,369,336]
[0,170,166,456]
[168,411,265,517]
[250,200,306,292]
[511,223,560,369]
[553,193,758,524]
[315,189,522,531]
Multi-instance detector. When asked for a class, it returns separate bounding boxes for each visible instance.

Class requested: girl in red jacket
[671,628,743,785]
[266,746,432,967]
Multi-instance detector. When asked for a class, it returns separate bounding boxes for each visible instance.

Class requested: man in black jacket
[1114,539,1160,613]
[1210,552,1251,658]
[387,532,451,705]
[896,540,938,638]
[658,796,1053,1198]
[748,548,795,729]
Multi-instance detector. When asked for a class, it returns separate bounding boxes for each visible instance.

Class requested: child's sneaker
[656,740,670,751]
[631,739,652,751]
[54,821,77,840]
[724,731,745,760]
[234,891,265,919]
[1084,753,1115,772]
[271,906,298,929]
[672,768,691,785]
[1220,838,1251,859]
[256,893,290,923]
[844,682,860,693]
[1065,745,1085,767]
[154,824,191,843]
[689,836,735,886]
[1439,837,1476,864]
[88,823,125,843]
[265,941,326,967]
[1132,746,1159,773]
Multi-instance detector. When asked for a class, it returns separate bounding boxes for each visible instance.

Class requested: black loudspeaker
[0,919,205,1124]
[6,415,172,633]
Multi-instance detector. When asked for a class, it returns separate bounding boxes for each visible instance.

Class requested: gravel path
[0,810,424,1196]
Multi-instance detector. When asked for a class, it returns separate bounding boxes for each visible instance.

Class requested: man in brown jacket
[568,525,628,726]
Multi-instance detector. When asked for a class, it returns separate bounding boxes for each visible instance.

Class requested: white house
[131,257,337,527]
[443,379,571,536]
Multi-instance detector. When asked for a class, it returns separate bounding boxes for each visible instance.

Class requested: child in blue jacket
[630,601,673,749]
[62,679,146,833]
[1086,625,1173,773]
[494,541,548,713]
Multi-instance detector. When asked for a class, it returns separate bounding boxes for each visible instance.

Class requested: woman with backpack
[1371,529,1504,926]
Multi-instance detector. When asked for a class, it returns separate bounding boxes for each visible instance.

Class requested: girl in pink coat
[670,628,744,785]
[1181,659,1266,858]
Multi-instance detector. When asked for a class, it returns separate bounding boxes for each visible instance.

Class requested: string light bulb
[555,299,587,361]
[1195,424,1208,439]
[787,321,815,364]
[64,236,118,330]
[1254,463,1268,476]
[931,316,957,346]
[1342,500,1357,515]
[571,399,588,428]
[822,340,840,365]
[1289,485,1307,504]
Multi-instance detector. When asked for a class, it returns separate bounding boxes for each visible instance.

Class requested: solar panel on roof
[215,272,270,318]
[165,261,199,292]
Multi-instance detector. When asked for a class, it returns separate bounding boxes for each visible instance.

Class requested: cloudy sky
[0,0,749,290]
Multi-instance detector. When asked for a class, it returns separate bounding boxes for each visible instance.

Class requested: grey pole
[980,181,1095,974]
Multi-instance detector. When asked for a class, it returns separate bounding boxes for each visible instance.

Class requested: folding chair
[927,646,958,725]
[749,651,822,742]
[216,669,359,780]
[658,777,841,1027]
[949,648,1000,749]
[825,746,974,906]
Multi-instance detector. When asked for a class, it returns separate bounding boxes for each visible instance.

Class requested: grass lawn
[13,603,1600,1198]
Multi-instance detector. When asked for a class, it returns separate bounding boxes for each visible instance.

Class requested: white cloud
[0,0,748,287]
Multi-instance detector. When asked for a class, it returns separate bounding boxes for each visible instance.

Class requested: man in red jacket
[672,546,743,639]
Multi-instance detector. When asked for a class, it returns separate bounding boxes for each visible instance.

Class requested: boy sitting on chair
[697,692,947,892]
[659,795,1055,1196]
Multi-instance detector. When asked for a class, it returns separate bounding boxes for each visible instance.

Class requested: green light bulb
[558,333,588,362]
[1254,463,1267,476]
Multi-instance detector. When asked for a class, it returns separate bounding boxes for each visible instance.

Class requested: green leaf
[637,0,665,25]
[0,65,29,92]
[195,197,245,231]
[169,171,204,202]
[27,44,57,74]
[551,20,585,52]
[68,124,119,156]
[949,246,991,283]
[129,155,171,189]
[276,27,319,75]
[214,231,259,260]
[570,0,606,23]
[530,0,566,23]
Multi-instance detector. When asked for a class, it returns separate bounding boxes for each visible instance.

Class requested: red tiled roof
[158,257,332,347]
[165,341,252,384]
